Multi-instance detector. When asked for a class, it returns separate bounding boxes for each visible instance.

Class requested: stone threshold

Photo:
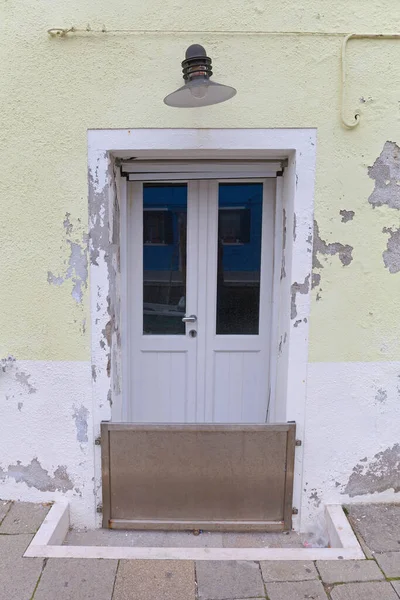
[24,502,364,561]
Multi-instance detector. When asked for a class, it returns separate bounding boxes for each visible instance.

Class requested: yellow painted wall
[1,1,400,363]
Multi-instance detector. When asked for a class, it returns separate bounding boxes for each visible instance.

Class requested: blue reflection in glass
[217,183,263,335]
[143,184,187,335]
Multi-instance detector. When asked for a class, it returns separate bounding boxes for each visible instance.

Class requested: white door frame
[88,128,316,529]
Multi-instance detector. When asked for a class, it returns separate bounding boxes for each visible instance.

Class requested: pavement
[1,500,400,599]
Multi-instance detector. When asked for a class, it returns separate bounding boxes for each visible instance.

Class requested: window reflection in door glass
[143,183,187,335]
[217,183,263,335]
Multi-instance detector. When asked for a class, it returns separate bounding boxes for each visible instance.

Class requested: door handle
[182,314,197,323]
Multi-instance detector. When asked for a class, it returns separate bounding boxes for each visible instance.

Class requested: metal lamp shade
[164,79,236,108]
[164,44,237,108]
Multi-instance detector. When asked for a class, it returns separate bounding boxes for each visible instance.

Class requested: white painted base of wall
[301,361,400,531]
[2,360,400,533]
[24,502,364,561]
[0,360,96,529]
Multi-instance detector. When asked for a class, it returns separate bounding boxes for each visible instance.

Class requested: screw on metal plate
[292,507,299,515]
[295,439,302,447]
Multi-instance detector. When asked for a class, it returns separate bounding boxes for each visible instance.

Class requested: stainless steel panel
[102,423,296,531]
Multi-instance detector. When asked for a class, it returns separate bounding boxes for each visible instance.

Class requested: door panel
[212,351,264,422]
[128,178,275,424]
[129,182,197,422]
[136,352,188,422]
[204,179,275,423]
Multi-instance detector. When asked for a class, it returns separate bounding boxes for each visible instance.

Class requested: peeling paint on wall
[312,273,321,289]
[89,156,122,409]
[313,221,353,269]
[368,141,400,210]
[72,405,89,443]
[63,212,73,235]
[344,444,400,497]
[291,275,310,319]
[1,358,37,394]
[375,388,387,403]
[312,220,353,293]
[0,458,74,492]
[294,318,308,328]
[340,209,355,223]
[47,273,64,286]
[309,489,322,507]
[1,355,16,372]
[15,370,37,394]
[88,155,110,267]
[382,227,400,273]
[47,213,88,304]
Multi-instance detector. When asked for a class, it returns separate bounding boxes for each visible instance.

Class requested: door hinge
[292,507,299,515]
[94,436,101,446]
[295,439,302,447]
[96,504,103,513]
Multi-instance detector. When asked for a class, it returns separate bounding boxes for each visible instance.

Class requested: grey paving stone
[391,580,400,596]
[316,559,384,583]
[266,580,328,600]
[113,560,195,600]
[0,500,11,524]
[196,560,265,599]
[0,534,44,600]
[330,581,399,600]
[375,552,400,578]
[0,501,49,534]
[261,560,318,582]
[346,505,400,552]
[34,558,118,600]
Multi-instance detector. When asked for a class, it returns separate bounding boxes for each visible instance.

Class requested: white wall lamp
[163,44,237,108]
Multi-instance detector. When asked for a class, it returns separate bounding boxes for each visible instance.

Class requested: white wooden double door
[128,178,275,423]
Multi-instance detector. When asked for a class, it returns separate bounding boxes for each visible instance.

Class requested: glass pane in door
[143,183,187,335]
[216,183,263,335]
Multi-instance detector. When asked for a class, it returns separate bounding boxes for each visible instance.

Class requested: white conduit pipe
[341,33,400,129]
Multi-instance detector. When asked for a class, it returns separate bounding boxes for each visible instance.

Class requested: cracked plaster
[47,213,88,304]
[344,444,400,497]
[0,458,74,493]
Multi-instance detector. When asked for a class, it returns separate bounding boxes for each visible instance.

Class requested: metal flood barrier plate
[101,422,296,532]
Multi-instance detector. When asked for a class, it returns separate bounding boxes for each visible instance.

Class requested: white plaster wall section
[284,141,316,529]
[88,148,115,524]
[109,163,123,421]
[87,128,318,157]
[0,360,95,528]
[300,361,400,532]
